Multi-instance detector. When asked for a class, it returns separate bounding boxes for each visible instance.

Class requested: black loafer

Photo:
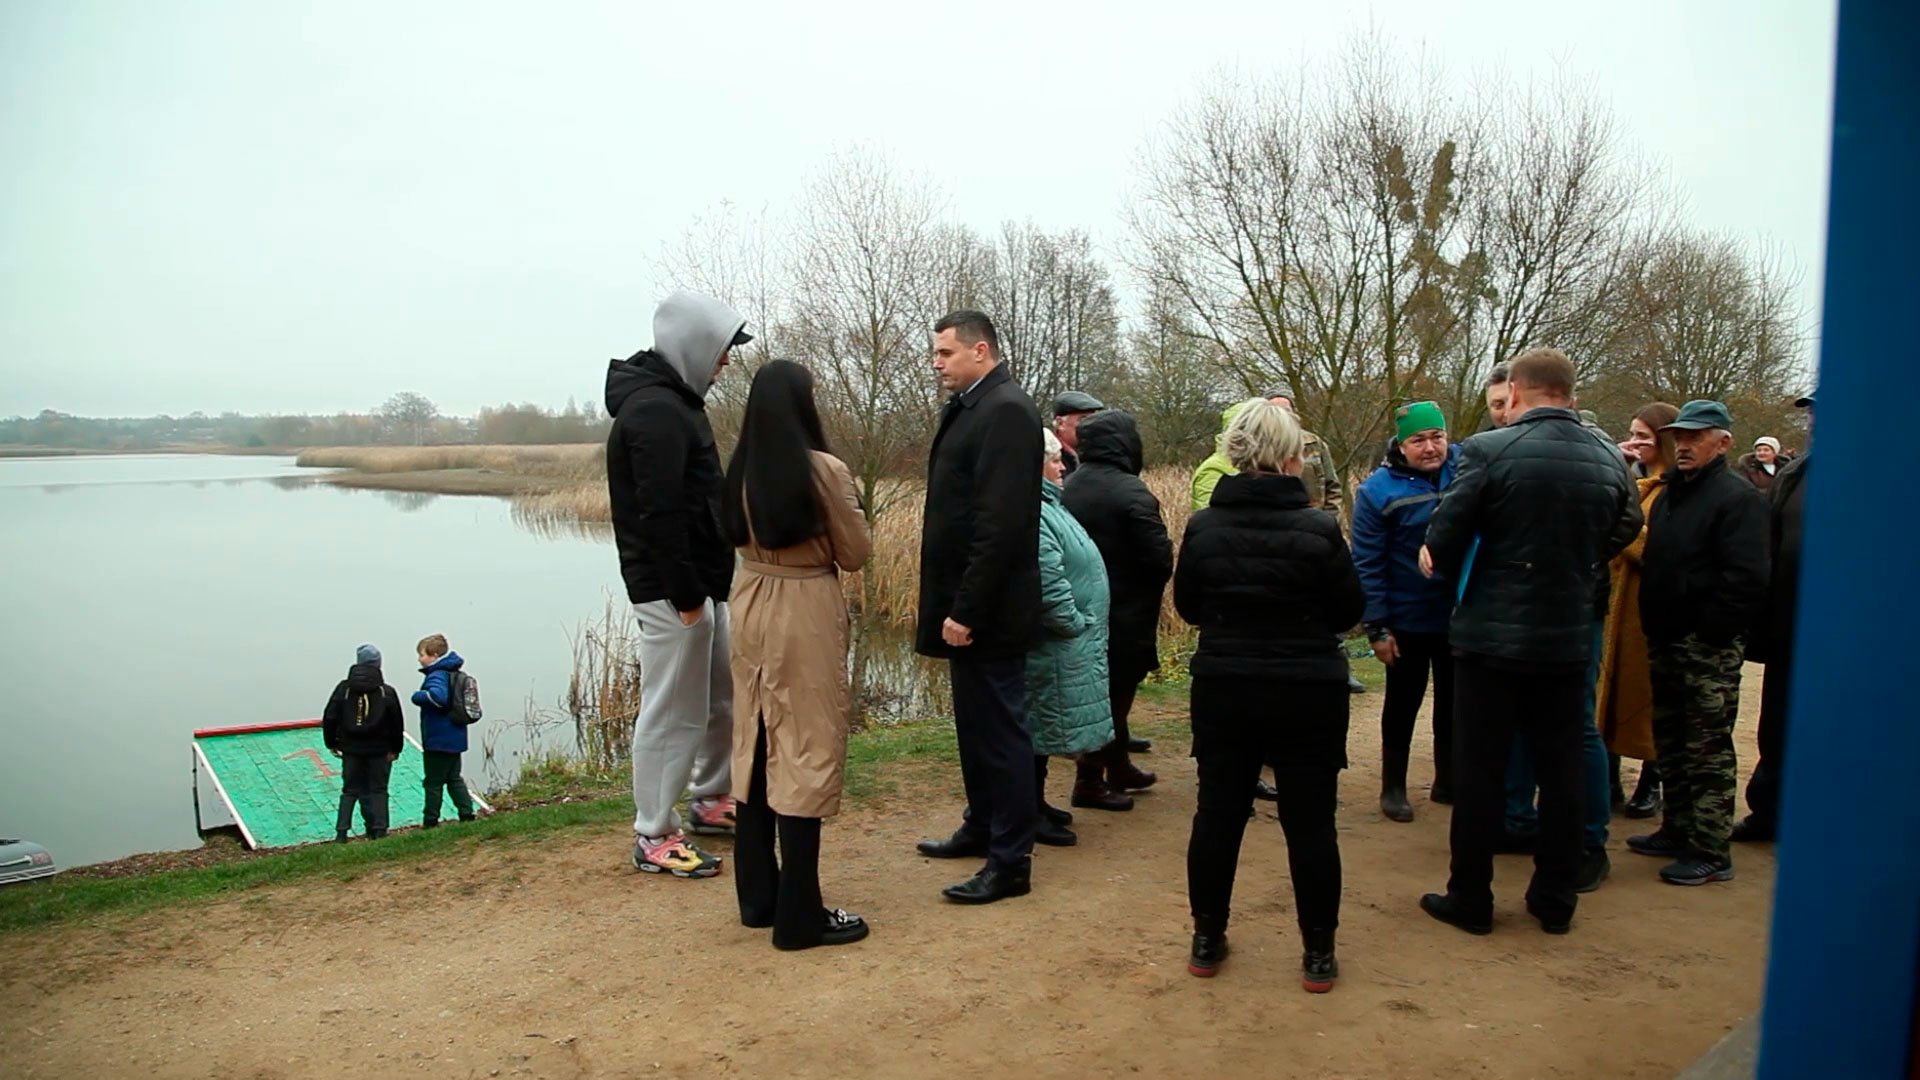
[1420,892,1493,935]
[774,908,870,950]
[916,831,988,859]
[942,867,1032,904]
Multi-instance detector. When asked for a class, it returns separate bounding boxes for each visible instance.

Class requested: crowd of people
[594,290,1812,984]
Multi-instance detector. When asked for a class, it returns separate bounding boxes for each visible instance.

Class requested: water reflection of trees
[380,490,440,513]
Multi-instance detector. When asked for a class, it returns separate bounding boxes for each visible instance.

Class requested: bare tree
[378,392,438,445]
[782,150,950,523]
[1586,231,1807,426]
[1110,276,1233,466]
[980,221,1123,404]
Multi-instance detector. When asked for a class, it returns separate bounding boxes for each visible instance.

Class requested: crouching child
[414,634,477,827]
[323,644,405,841]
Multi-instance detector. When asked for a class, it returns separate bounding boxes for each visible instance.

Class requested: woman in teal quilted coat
[1028,429,1115,847]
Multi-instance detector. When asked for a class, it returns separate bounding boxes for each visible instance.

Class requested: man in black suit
[913,310,1046,904]
[1416,348,1642,936]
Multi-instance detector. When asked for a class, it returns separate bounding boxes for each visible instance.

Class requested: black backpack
[446,669,484,726]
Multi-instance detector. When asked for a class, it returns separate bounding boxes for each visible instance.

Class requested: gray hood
[651,291,745,397]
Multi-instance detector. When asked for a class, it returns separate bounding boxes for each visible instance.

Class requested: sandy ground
[0,672,1773,1080]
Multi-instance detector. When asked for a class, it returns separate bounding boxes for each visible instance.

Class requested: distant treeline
[1,396,610,451]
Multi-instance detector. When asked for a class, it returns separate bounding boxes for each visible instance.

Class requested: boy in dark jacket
[413,633,476,827]
[322,644,405,842]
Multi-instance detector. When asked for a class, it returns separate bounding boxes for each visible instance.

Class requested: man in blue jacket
[1351,402,1461,824]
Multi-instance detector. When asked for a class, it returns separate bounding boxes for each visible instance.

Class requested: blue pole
[1758,1,1920,1076]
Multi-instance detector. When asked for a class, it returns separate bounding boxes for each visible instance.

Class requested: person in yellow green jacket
[1191,391,1343,524]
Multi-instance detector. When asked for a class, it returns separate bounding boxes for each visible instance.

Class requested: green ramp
[192,720,490,848]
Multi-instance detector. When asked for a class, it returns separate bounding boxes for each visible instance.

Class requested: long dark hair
[723,359,833,550]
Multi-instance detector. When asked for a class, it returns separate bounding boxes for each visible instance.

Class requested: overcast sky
[0,1,1836,418]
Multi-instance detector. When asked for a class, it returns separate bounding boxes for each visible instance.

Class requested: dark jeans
[1503,622,1610,850]
[423,750,474,824]
[1186,676,1345,933]
[734,717,826,948]
[1745,647,1794,830]
[949,656,1037,873]
[1380,629,1454,788]
[336,753,392,836]
[1449,654,1586,924]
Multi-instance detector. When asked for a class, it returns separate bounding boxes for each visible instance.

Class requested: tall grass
[295,444,602,478]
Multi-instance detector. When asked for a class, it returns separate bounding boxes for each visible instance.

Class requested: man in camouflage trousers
[1630,400,1770,886]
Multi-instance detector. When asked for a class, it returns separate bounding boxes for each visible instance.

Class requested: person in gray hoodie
[606,291,750,878]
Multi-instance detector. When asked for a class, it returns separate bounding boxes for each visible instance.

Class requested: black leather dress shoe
[1420,892,1493,935]
[1128,736,1152,754]
[1034,818,1078,847]
[943,867,1032,904]
[916,831,988,859]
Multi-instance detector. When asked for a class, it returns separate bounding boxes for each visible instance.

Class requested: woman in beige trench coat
[720,360,871,951]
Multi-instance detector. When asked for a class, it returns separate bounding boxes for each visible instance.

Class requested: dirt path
[1,675,1773,1080]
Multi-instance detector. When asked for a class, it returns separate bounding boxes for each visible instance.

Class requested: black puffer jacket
[1641,454,1771,646]
[1424,407,1641,666]
[322,663,405,757]
[605,352,734,610]
[1064,411,1174,680]
[1174,473,1365,682]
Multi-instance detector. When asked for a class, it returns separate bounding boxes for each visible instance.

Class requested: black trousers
[1745,646,1795,829]
[1380,629,1454,787]
[1185,676,1345,933]
[734,717,826,948]
[949,656,1037,873]
[1448,654,1586,923]
[336,753,392,836]
[423,750,474,823]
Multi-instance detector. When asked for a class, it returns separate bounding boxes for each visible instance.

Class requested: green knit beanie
[1395,400,1446,441]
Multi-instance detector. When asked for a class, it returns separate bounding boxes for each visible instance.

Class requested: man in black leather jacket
[1415,348,1640,935]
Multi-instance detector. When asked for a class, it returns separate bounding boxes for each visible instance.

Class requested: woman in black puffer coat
[1174,399,1364,992]
[1063,410,1174,811]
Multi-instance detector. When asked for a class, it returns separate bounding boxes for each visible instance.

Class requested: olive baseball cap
[1663,399,1735,432]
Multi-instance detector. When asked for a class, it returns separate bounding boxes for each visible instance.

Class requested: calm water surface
[0,454,621,866]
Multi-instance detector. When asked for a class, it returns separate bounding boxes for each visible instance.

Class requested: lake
[0,454,624,867]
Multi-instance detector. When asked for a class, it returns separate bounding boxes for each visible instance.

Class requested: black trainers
[1035,818,1078,847]
[1660,854,1735,886]
[1574,848,1611,894]
[1626,829,1688,857]
[1253,779,1280,802]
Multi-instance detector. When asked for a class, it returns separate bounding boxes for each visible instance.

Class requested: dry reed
[296,444,602,479]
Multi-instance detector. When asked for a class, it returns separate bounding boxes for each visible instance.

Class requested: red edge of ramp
[194,719,322,738]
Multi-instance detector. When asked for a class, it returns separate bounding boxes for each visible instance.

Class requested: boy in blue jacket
[413,633,476,827]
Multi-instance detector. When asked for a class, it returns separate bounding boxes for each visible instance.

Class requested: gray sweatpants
[631,599,734,839]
